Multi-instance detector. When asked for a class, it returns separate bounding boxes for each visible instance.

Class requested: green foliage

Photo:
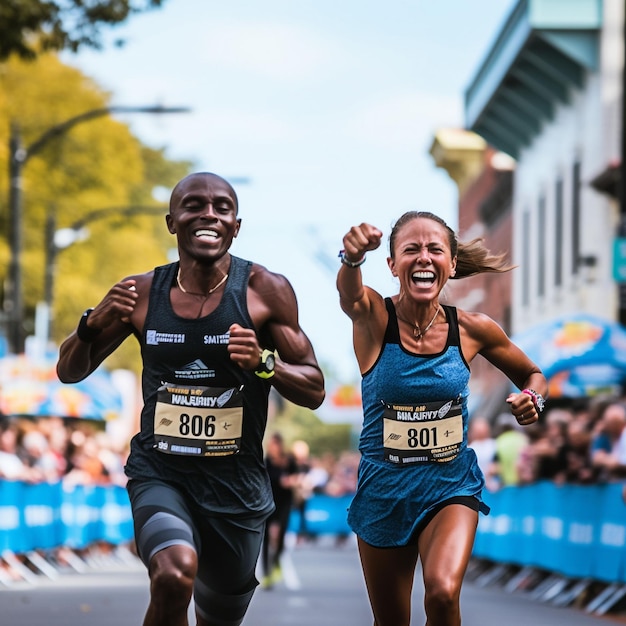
[0,0,166,61]
[266,398,355,458]
[0,52,193,372]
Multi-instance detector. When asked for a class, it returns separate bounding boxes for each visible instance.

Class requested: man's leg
[193,514,265,626]
[128,479,200,626]
[144,544,198,626]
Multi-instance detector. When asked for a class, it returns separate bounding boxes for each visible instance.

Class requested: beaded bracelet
[522,388,545,413]
[338,249,366,268]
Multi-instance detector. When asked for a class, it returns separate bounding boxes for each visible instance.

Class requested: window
[538,195,546,298]
[555,178,563,286]
[522,209,530,307]
[572,161,581,274]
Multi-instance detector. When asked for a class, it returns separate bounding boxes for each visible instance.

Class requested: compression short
[128,478,265,625]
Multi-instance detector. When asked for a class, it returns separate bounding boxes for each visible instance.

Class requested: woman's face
[387,217,456,303]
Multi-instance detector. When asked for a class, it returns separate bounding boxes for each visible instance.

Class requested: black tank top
[124,256,274,517]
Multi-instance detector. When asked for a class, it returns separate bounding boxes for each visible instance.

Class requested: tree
[0,52,193,371]
[0,0,166,61]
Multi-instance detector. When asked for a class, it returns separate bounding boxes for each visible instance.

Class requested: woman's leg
[357,536,420,626]
[417,505,478,626]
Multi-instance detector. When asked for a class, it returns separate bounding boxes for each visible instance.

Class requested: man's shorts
[127,478,266,625]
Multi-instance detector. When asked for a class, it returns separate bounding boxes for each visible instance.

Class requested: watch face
[265,354,275,371]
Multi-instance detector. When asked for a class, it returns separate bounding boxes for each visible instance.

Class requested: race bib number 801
[154,383,244,457]
[383,398,463,464]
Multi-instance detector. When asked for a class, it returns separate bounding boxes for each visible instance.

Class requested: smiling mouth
[412,270,436,285]
[195,229,219,240]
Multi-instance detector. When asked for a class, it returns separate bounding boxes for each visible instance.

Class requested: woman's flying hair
[388,211,515,278]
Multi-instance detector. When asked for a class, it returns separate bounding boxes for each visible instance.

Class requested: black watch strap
[76,308,103,343]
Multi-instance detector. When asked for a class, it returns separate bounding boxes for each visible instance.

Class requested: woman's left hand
[506,391,539,426]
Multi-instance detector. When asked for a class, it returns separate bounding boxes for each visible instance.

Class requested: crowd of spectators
[0,414,361,499]
[2,397,626,583]
[0,415,127,487]
[468,395,626,490]
[4,394,626,495]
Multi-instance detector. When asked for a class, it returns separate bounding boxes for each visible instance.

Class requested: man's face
[166,174,241,262]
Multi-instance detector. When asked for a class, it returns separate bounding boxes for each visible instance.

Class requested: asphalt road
[0,536,623,626]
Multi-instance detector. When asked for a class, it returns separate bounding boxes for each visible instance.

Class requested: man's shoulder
[246,259,291,289]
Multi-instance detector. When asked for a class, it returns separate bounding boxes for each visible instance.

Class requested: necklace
[176,268,229,296]
[397,305,441,341]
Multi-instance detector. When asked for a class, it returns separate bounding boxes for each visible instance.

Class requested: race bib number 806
[154,384,244,457]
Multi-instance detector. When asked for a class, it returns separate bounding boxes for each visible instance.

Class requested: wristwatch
[255,349,276,379]
[522,389,545,413]
[76,308,103,343]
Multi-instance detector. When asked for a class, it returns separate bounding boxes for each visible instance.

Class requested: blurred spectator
[37,416,69,479]
[590,402,626,481]
[490,413,529,487]
[307,454,331,495]
[19,428,61,482]
[324,451,359,497]
[516,409,570,485]
[0,418,41,482]
[63,429,111,486]
[291,439,315,543]
[468,416,498,490]
[561,418,597,484]
[96,431,128,487]
[261,432,299,588]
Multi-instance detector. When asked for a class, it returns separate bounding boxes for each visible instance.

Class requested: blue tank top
[347,299,489,546]
[124,257,274,517]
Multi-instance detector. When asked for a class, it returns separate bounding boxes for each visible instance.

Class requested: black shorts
[127,478,266,624]
[410,495,480,543]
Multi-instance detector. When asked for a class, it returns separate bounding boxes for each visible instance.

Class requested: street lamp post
[41,204,167,343]
[5,104,190,354]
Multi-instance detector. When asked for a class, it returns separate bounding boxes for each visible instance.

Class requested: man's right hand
[89,279,139,329]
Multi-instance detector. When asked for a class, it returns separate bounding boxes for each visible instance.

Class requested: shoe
[270,564,283,584]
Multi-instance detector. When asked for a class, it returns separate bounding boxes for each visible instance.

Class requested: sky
[62,0,515,399]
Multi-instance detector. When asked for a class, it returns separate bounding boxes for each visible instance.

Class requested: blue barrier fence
[474,481,626,583]
[0,480,134,553]
[288,493,353,535]
[2,480,626,586]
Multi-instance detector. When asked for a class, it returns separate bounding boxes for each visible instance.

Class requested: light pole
[6,104,190,354]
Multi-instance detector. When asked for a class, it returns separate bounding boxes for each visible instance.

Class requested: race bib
[154,383,243,457]
[382,398,463,464]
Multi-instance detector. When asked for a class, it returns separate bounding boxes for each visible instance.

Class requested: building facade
[463,0,624,334]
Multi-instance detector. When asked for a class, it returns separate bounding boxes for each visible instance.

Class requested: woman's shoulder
[456,308,510,349]
[456,308,499,331]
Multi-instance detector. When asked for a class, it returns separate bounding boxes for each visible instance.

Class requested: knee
[149,547,197,604]
[423,575,460,615]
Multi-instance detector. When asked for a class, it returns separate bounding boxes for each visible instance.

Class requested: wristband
[76,308,103,343]
[522,388,545,413]
[338,249,366,268]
